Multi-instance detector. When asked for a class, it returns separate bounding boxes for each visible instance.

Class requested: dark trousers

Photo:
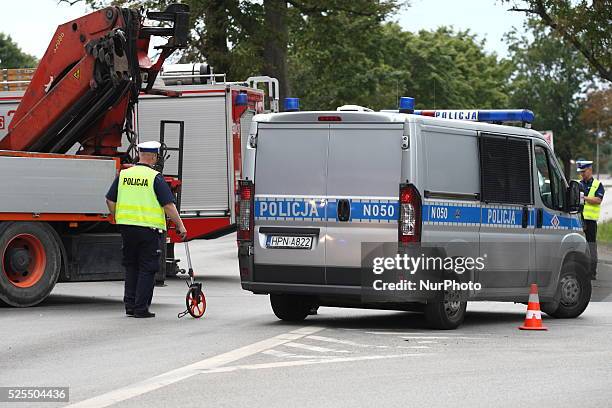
[120,225,162,312]
[583,219,598,276]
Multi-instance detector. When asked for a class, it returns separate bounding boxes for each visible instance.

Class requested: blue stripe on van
[254,196,582,230]
[424,204,480,224]
[254,198,326,220]
[481,207,524,227]
[254,197,398,222]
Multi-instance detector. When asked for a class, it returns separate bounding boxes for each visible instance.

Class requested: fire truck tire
[270,294,313,322]
[0,222,62,307]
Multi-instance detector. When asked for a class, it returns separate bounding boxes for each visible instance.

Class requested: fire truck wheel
[270,294,313,322]
[0,222,62,307]
[542,261,591,319]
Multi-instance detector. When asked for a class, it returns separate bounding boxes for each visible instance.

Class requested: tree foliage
[291,22,511,111]
[0,34,37,69]
[503,0,611,82]
[506,19,595,176]
[581,88,612,136]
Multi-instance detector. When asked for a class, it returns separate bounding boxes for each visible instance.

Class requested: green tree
[503,0,611,82]
[0,34,37,68]
[506,19,594,176]
[291,22,511,111]
[580,88,612,175]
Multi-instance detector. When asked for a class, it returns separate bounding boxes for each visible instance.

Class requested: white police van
[236,97,590,329]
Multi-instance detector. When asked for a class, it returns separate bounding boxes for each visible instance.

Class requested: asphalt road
[1,234,611,408]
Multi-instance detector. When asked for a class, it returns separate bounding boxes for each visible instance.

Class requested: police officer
[577,160,604,280]
[105,141,187,318]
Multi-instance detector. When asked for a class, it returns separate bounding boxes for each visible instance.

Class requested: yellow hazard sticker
[73,69,80,80]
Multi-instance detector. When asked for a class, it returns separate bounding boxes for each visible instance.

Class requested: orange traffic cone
[519,284,548,331]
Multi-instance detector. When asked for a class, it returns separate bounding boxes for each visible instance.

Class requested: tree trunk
[262,0,291,105]
[203,0,231,76]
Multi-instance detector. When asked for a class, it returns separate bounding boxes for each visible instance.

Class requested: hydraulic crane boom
[0,3,189,157]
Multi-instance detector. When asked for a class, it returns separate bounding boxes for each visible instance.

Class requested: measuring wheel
[177,241,207,319]
[186,284,206,318]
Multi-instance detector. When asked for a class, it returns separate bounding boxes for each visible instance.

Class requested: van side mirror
[566,180,581,213]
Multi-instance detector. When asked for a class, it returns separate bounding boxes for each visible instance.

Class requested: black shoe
[591,274,597,281]
[134,310,156,318]
[126,309,134,316]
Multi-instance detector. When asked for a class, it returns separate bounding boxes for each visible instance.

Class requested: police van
[236,97,590,329]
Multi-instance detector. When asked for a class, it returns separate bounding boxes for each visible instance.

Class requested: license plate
[266,235,313,249]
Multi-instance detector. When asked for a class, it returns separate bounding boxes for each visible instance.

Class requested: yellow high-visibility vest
[115,165,167,230]
[582,178,601,221]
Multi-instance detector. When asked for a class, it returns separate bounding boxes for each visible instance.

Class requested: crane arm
[0,4,189,157]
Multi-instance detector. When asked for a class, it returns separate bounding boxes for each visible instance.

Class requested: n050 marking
[430,206,448,220]
[362,203,395,218]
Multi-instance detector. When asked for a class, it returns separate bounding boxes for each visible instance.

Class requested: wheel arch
[46,222,69,281]
[561,251,590,276]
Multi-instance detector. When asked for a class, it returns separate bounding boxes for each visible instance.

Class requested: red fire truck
[0,4,278,306]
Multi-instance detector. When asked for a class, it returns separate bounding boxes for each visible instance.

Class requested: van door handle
[337,199,351,222]
[522,206,529,228]
[536,208,543,228]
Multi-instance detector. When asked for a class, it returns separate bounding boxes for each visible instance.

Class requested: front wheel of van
[542,261,591,319]
[270,294,313,322]
[424,290,467,330]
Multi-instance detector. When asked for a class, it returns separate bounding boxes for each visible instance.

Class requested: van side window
[479,134,532,205]
[535,145,565,211]
[535,146,553,208]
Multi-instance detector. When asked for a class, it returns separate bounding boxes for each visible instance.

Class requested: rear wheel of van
[541,261,591,319]
[424,289,466,330]
[270,294,313,322]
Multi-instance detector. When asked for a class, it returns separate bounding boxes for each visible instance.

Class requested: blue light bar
[284,97,300,112]
[413,109,534,124]
[235,93,248,106]
[478,110,534,123]
[399,96,415,112]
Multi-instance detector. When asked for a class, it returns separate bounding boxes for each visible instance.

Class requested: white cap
[137,141,161,153]
[576,160,593,172]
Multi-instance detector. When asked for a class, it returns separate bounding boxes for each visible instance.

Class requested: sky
[0,0,526,60]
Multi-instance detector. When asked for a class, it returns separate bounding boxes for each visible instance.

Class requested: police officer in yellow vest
[106,141,187,318]
[577,160,604,280]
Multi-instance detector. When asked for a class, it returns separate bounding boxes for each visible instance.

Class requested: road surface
[1,235,611,408]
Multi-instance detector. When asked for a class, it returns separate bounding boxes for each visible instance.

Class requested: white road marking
[284,341,350,353]
[66,326,324,408]
[306,335,388,348]
[417,341,437,344]
[397,346,430,349]
[196,353,428,374]
[262,349,331,359]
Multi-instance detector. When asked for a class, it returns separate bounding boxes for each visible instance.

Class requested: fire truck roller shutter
[137,95,230,215]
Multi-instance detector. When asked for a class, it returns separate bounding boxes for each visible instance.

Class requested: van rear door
[325,123,403,285]
[253,123,328,285]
